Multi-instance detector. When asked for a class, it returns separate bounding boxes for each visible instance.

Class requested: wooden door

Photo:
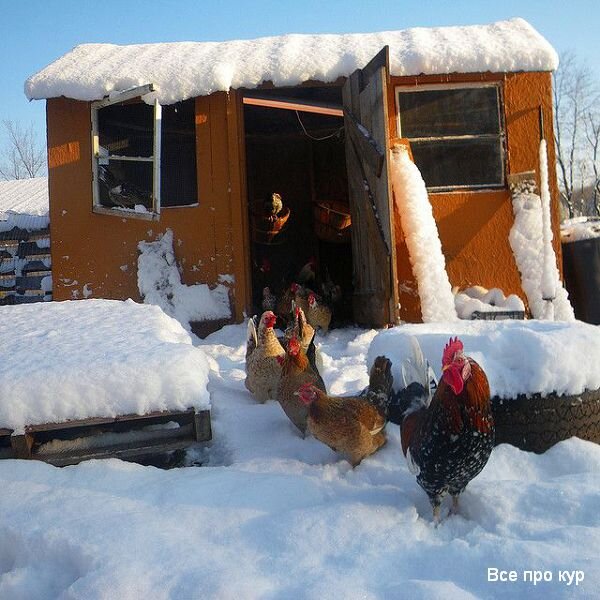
[343,46,399,327]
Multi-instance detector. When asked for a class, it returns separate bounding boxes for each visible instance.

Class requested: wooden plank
[24,408,196,434]
[11,433,34,459]
[194,95,219,284]
[345,112,385,177]
[242,96,343,117]
[193,410,212,442]
[226,90,252,322]
[508,170,537,192]
[210,92,235,279]
[39,438,196,468]
[342,47,399,326]
[360,46,390,92]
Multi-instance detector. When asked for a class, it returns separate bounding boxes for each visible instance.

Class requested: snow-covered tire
[492,389,600,454]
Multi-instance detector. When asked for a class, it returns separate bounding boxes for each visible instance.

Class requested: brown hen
[296,356,393,466]
[245,311,285,403]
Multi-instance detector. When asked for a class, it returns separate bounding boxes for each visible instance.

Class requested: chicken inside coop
[243,86,354,328]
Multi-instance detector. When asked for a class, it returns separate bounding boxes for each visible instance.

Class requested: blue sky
[1,0,599,148]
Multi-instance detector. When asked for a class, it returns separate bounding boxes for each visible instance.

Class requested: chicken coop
[26,18,564,328]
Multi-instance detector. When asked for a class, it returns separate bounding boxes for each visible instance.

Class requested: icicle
[539,139,556,320]
[389,144,458,322]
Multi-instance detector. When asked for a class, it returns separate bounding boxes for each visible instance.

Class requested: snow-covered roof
[25,18,558,105]
[0,177,48,219]
[0,177,49,233]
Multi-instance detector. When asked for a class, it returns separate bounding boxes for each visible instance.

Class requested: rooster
[296,356,394,466]
[245,311,285,402]
[397,337,494,523]
[275,335,326,436]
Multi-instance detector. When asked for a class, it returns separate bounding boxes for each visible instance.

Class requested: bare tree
[584,110,600,215]
[0,120,46,180]
[553,52,600,217]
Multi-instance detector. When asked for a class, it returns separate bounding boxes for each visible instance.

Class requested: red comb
[442,337,463,366]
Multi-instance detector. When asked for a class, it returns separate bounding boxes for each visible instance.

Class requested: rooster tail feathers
[246,316,258,359]
[364,356,394,418]
[401,337,428,389]
[386,337,437,426]
[401,337,437,403]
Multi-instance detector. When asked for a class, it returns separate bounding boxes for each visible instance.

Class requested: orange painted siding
[47,92,249,320]
[46,71,561,326]
[388,71,562,321]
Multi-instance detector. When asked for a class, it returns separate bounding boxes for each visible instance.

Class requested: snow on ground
[25,19,557,105]
[137,229,231,330]
[0,323,599,599]
[0,299,210,432]
[454,286,525,319]
[561,217,600,243]
[368,319,600,399]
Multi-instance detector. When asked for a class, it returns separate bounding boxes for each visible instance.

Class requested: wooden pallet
[1,408,211,466]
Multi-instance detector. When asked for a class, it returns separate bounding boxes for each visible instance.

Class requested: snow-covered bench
[0,299,211,465]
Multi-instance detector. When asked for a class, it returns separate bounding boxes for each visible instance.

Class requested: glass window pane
[98,102,154,158]
[98,160,153,211]
[411,138,503,188]
[399,87,500,138]
[161,99,198,207]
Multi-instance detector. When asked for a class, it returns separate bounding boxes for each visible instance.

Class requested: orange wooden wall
[47,92,250,320]
[388,72,562,322]
[46,71,560,325]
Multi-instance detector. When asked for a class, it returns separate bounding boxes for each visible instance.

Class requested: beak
[442,364,450,373]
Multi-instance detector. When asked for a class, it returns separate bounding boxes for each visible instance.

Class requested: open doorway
[242,85,353,326]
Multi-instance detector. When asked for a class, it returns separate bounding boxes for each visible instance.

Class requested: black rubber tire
[492,389,600,454]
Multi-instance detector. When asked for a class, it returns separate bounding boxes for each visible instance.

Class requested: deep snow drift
[0,299,210,432]
[0,323,598,599]
[368,319,600,398]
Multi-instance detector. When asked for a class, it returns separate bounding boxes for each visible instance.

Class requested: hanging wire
[295,110,344,141]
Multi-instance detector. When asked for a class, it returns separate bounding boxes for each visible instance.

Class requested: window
[396,84,505,191]
[92,85,197,217]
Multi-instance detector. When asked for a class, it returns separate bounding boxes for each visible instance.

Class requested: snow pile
[561,216,600,243]
[539,140,558,319]
[509,176,574,320]
[0,299,210,431]
[0,324,598,598]
[25,19,557,104]
[390,144,457,322]
[454,286,525,319]
[137,229,231,330]
[368,319,600,398]
[0,177,49,232]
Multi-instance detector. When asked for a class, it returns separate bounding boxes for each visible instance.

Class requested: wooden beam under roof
[242,95,343,117]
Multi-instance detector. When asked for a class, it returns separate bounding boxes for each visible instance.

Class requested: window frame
[395,81,506,193]
[91,84,162,220]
